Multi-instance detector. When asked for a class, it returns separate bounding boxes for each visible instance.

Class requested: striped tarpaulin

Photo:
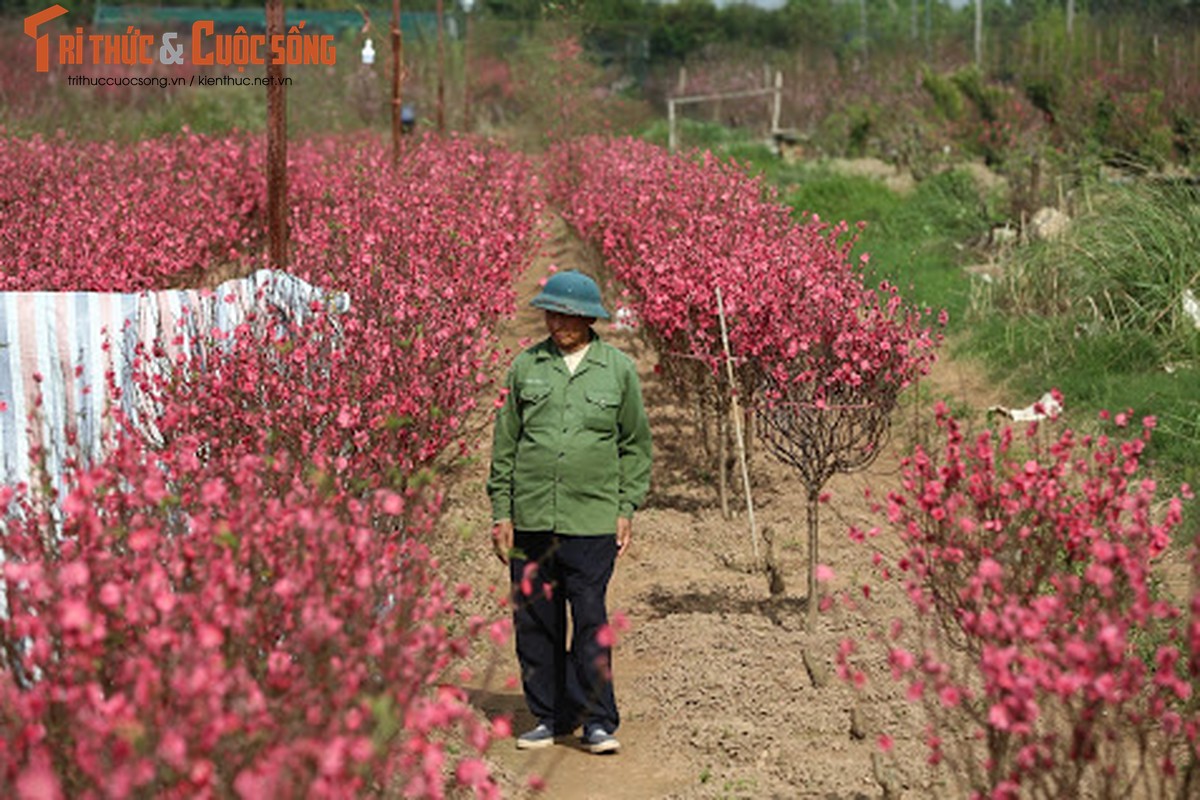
[0,270,350,499]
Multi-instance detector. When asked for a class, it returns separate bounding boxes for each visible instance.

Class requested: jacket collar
[533,331,610,369]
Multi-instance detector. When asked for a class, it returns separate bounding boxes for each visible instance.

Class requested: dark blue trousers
[510,531,619,734]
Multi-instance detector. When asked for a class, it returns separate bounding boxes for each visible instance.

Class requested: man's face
[544,310,594,354]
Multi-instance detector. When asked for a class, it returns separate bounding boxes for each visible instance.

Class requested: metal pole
[715,286,759,563]
[266,0,287,271]
[391,0,403,163]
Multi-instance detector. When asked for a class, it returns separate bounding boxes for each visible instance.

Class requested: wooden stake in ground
[715,287,759,564]
[436,0,446,132]
[391,0,404,163]
[266,0,287,271]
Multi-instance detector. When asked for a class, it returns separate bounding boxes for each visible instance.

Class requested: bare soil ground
[434,214,1018,799]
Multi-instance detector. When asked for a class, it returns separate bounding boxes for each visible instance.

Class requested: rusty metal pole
[436,0,446,132]
[266,0,287,271]
[391,0,403,164]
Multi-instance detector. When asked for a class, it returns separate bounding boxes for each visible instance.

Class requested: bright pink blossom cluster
[544,136,940,404]
[1,132,541,797]
[1,438,507,798]
[845,404,1199,797]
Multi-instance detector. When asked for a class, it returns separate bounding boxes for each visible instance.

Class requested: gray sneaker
[582,725,620,754]
[516,723,556,750]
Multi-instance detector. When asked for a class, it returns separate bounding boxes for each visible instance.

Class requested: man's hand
[616,516,633,558]
[491,520,514,565]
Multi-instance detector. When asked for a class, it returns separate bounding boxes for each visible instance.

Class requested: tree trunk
[806,489,820,631]
[744,405,755,470]
[697,392,712,461]
[718,411,730,520]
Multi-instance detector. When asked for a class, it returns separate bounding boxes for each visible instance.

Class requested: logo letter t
[25,5,69,73]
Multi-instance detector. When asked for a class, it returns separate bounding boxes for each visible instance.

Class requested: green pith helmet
[530,270,610,320]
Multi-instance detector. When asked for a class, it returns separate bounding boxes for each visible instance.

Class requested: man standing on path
[487,270,652,755]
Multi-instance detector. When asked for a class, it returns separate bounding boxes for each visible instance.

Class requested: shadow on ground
[640,585,809,627]
[466,687,534,730]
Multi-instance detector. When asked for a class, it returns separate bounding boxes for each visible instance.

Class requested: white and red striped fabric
[0,270,350,497]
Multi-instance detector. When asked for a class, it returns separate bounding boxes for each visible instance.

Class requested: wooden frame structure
[667,70,785,154]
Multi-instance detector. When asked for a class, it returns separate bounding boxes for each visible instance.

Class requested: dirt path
[435,213,1009,799]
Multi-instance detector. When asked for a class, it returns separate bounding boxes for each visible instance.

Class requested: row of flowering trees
[1,132,541,797]
[544,135,941,623]
[0,131,267,291]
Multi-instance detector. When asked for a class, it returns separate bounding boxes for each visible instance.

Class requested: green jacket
[487,333,652,535]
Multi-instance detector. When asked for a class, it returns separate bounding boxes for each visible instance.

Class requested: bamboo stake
[668,98,677,154]
[771,71,782,135]
[715,287,759,562]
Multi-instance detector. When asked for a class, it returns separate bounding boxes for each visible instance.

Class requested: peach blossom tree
[840,406,1199,798]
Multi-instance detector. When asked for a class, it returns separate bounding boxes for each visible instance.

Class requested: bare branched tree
[755,353,915,629]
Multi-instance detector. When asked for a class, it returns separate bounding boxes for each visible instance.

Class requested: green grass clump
[769,164,997,323]
[640,117,776,160]
[966,180,1200,504]
[970,181,1200,373]
[773,165,902,228]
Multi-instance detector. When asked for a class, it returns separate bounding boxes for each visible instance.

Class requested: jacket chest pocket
[519,385,552,425]
[583,389,620,432]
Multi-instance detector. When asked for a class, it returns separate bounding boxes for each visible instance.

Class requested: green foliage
[2,63,377,142]
[1022,76,1058,123]
[1091,87,1174,170]
[775,167,902,233]
[922,67,965,122]
[952,66,1007,124]
[1172,111,1200,165]
[818,102,878,158]
[865,169,1001,320]
[986,181,1200,361]
[647,0,724,62]
[1,0,96,16]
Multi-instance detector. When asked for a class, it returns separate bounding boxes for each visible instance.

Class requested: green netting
[92,4,441,39]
